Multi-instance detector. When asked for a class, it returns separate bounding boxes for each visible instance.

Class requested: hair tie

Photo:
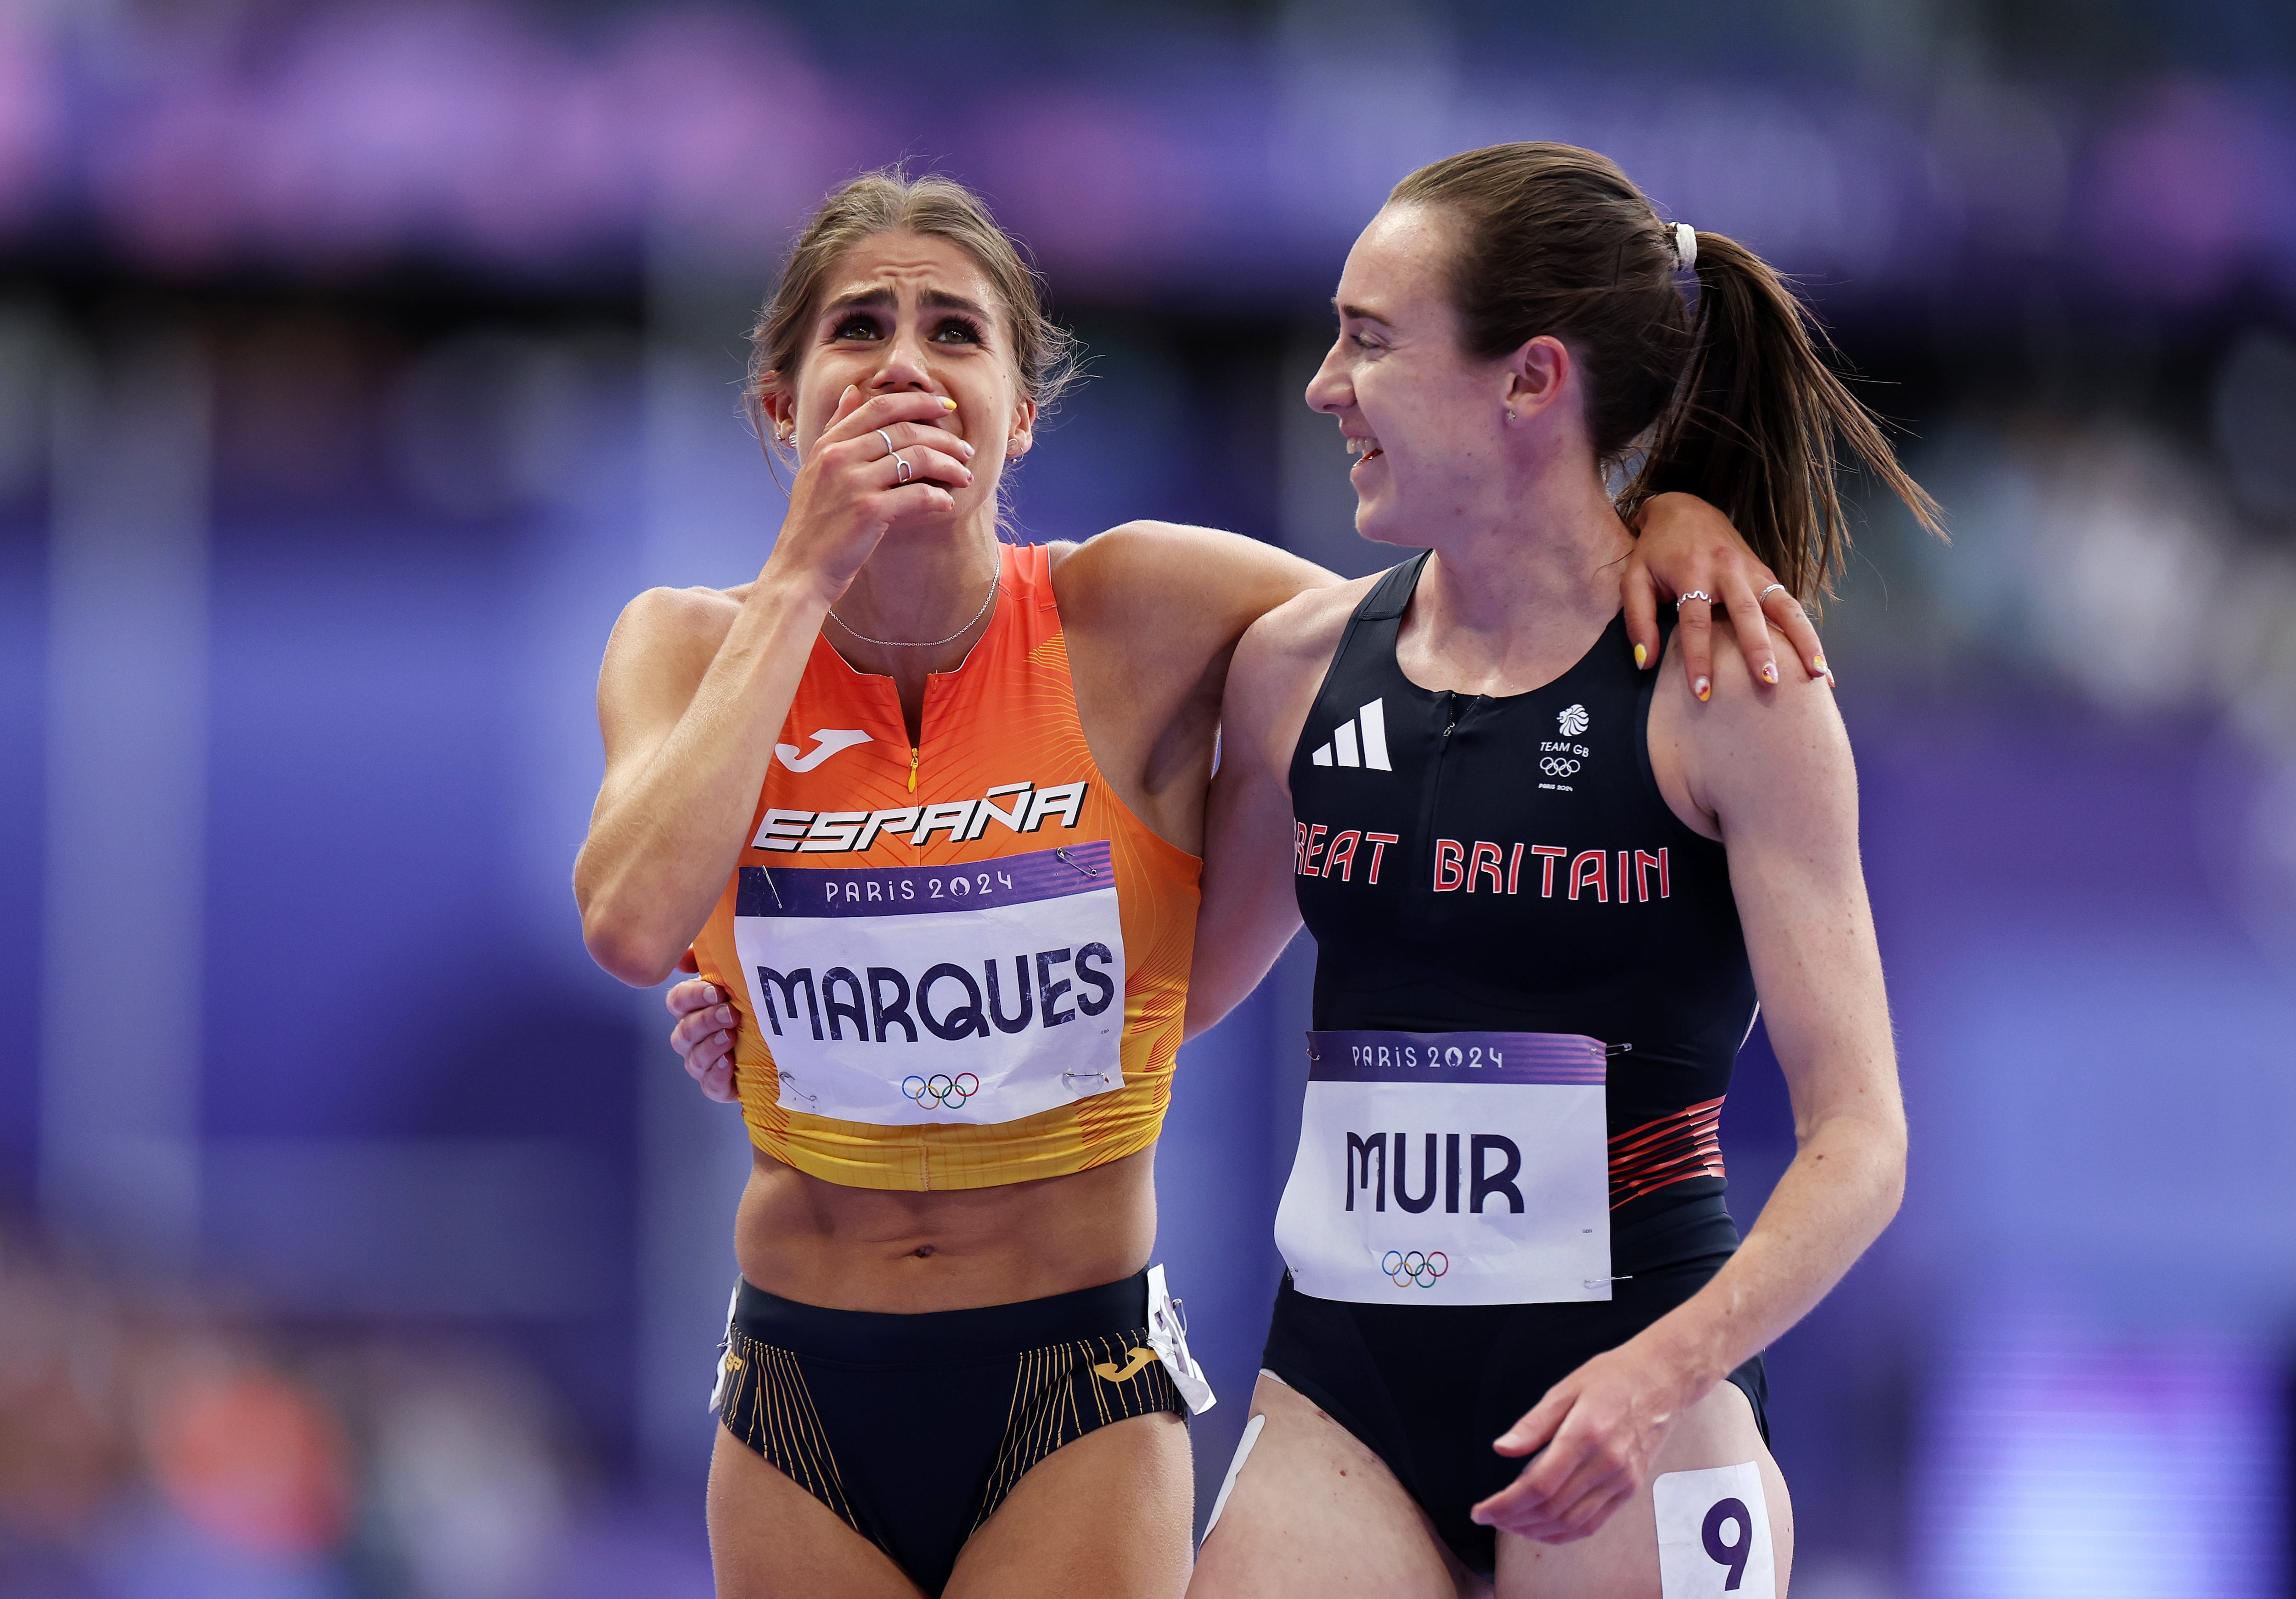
[1671,222,1697,271]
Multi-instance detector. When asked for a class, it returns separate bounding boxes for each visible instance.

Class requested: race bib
[732,841,1126,1127]
[1272,1029,1611,1305]
[1655,1462,1776,1597]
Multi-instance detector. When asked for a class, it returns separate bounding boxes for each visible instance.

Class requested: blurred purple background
[2,2,2293,1595]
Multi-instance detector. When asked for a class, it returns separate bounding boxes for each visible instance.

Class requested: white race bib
[1272,1029,1611,1305]
[1654,1461,1776,1597]
[732,841,1125,1127]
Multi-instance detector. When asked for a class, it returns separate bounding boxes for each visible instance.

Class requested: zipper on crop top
[1422,689,1469,879]
[909,745,919,793]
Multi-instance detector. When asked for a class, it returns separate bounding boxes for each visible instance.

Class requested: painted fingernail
[940,397,957,411]
[1760,661,1778,685]
[1825,670,1837,688]
[1632,642,1648,669]
[716,1006,734,1025]
[957,440,975,458]
[1812,654,1828,675]
[1694,676,1711,701]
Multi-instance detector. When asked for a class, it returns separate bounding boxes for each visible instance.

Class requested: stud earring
[1505,410,1517,424]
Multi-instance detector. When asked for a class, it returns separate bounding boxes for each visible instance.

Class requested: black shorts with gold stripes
[712,1269,1186,1595]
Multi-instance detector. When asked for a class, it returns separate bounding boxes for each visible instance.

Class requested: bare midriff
[733,1145,1158,1313]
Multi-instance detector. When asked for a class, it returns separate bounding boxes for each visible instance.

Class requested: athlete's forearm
[1633,1105,1904,1400]
[578,574,833,984]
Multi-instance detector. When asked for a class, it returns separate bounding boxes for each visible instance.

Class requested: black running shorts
[1260,1249,1768,1579]
[714,1271,1186,1595]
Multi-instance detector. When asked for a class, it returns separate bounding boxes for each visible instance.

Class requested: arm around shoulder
[1056,521,1339,663]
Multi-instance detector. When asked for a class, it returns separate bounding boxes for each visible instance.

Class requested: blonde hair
[747,168,1078,438]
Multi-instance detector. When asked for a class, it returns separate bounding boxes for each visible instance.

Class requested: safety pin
[760,869,784,910]
[1582,1276,1635,1288]
[1054,846,1101,878]
[1604,1042,1632,1056]
[1304,1032,1320,1064]
[1062,1070,1109,1087]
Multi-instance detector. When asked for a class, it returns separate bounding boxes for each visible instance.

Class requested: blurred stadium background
[1,0,2293,1594]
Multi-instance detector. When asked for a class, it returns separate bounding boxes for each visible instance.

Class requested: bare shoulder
[1696,622,1847,741]
[612,582,743,645]
[600,583,745,701]
[1667,620,1854,821]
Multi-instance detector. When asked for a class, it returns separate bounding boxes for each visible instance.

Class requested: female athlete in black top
[1182,144,1931,1598]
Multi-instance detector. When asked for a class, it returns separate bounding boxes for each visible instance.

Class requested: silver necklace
[828,572,999,648]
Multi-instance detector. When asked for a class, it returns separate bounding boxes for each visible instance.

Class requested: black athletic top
[1289,553,1757,1272]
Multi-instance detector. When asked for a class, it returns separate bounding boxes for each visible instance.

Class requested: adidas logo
[1310,699,1392,770]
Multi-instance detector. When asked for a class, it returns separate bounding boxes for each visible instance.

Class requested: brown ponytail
[1390,143,1941,602]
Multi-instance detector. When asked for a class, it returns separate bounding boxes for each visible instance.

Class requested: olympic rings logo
[1381,1250,1449,1289]
[1539,756,1581,776]
[903,1072,981,1108]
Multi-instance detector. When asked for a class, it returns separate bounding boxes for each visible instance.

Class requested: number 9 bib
[1654,1461,1776,1597]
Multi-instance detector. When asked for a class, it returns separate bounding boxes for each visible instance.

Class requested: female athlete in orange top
[581,169,1818,1599]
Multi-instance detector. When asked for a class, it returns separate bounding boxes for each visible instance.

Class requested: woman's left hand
[1469,1337,1698,1544]
[1625,492,1830,697]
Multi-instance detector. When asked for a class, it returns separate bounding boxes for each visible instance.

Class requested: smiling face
[1306,204,1581,548]
[766,229,1035,527]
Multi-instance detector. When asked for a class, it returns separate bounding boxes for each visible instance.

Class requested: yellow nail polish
[1633,642,1648,669]
[1761,661,1778,684]
[1812,654,1827,675]
[1694,676,1711,701]
[940,397,957,410]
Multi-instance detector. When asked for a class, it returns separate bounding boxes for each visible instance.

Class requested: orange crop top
[689,541,1202,1191]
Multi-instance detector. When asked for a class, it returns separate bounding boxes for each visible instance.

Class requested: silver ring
[893,453,913,484]
[1675,590,1714,607]
[1758,583,1789,600]
[875,428,897,459]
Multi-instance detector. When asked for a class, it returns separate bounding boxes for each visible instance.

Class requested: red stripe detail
[1607,1096,1725,1209]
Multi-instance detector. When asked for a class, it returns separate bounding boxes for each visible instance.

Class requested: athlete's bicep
[1166,529,1342,643]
